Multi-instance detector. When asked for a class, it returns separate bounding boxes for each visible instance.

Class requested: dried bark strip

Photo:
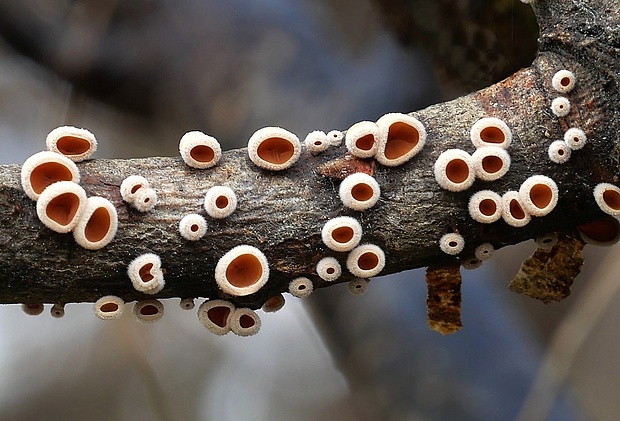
[425,264,463,334]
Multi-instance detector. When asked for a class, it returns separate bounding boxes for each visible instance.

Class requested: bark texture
[0,0,618,311]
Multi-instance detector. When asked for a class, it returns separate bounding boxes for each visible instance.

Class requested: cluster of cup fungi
[17,67,620,335]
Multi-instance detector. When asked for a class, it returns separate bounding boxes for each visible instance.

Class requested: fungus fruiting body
[434,149,475,192]
[471,147,511,181]
[474,243,495,261]
[21,151,80,201]
[316,256,342,281]
[230,308,261,336]
[535,233,559,250]
[593,183,620,217]
[247,126,301,171]
[120,175,150,203]
[132,187,158,212]
[289,277,314,298]
[551,70,576,93]
[22,303,44,316]
[262,294,286,313]
[564,128,587,150]
[346,244,386,278]
[51,303,65,318]
[439,233,465,255]
[304,130,329,154]
[321,216,363,252]
[46,126,97,162]
[551,97,571,117]
[73,196,118,250]
[133,299,164,323]
[197,299,235,335]
[375,112,426,166]
[179,214,208,241]
[461,258,482,270]
[204,186,237,219]
[501,191,532,227]
[548,140,572,164]
[519,175,559,217]
[326,130,344,146]
[215,245,269,296]
[128,253,165,294]
[93,296,124,320]
[36,181,87,233]
[179,131,221,169]
[345,121,379,158]
[470,117,512,149]
[339,172,380,211]
[348,278,369,295]
[578,217,620,246]
[468,190,503,224]
[179,298,195,310]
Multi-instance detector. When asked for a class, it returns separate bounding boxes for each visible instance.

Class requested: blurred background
[0,1,619,420]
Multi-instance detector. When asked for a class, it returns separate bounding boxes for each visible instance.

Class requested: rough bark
[0,0,618,311]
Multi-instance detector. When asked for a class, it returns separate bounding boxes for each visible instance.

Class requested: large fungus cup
[375,112,427,166]
[21,151,80,201]
[470,117,512,149]
[247,126,301,171]
[230,308,261,337]
[501,191,531,227]
[593,183,620,217]
[339,173,381,211]
[578,217,620,247]
[93,296,125,320]
[434,149,475,192]
[73,196,118,250]
[471,146,511,181]
[197,299,235,335]
[346,244,386,278]
[519,175,559,217]
[133,299,164,323]
[179,131,222,169]
[215,245,269,296]
[321,216,363,252]
[46,126,97,162]
[468,190,503,224]
[128,253,165,294]
[36,181,87,233]
[345,121,379,158]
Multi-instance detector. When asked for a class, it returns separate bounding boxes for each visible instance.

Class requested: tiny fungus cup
[179,213,208,241]
[439,233,465,255]
[215,245,269,296]
[289,277,314,298]
[46,126,97,162]
[179,131,222,169]
[36,181,87,233]
[375,112,427,166]
[179,298,196,310]
[321,216,363,252]
[470,117,512,149]
[535,233,559,250]
[93,296,125,320]
[21,303,44,316]
[348,278,369,295]
[316,256,342,281]
[461,257,482,270]
[326,130,344,146]
[345,121,379,158]
[551,70,576,94]
[262,294,286,313]
[247,126,301,171]
[564,128,587,150]
[548,140,572,164]
[339,173,381,211]
[21,151,80,201]
[519,175,559,217]
[51,303,65,319]
[471,146,511,181]
[501,191,532,227]
[551,97,571,117]
[197,299,235,335]
[120,175,150,203]
[468,190,503,224]
[132,187,158,212]
[73,196,118,250]
[578,217,620,246]
[346,244,386,278]
[593,183,620,217]
[474,243,495,261]
[230,308,261,337]
[128,253,165,294]
[133,299,164,323]
[204,186,237,219]
[434,149,475,192]
[304,130,330,154]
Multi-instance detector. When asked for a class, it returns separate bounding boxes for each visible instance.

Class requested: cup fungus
[470,117,512,149]
[593,183,620,217]
[326,130,344,146]
[21,151,80,201]
[548,140,572,164]
[21,303,44,316]
[230,308,261,337]
[133,299,164,323]
[471,146,511,181]
[474,242,495,261]
[321,216,363,252]
[93,296,124,320]
[51,303,65,318]
[468,190,503,224]
[439,233,465,255]
[120,175,150,203]
[519,175,559,217]
[551,70,576,94]
[339,172,381,211]
[434,149,475,192]
[346,244,386,278]
[348,278,369,295]
[551,97,571,117]
[461,257,482,270]
[197,299,235,335]
[132,187,158,212]
[578,217,620,246]
[179,213,208,241]
[46,126,97,162]
[179,131,222,169]
[535,233,559,250]
[317,256,342,282]
[128,253,165,295]
[73,196,118,250]
[262,294,286,313]
[345,121,379,158]
[247,126,301,171]
[501,191,532,227]
[36,181,87,233]
[304,130,330,154]
[289,277,314,298]
[375,112,427,166]
[564,128,587,150]
[180,298,195,310]
[204,186,237,219]
[215,245,269,296]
